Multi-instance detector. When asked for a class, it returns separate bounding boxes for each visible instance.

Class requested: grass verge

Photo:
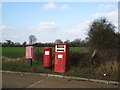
[2,57,119,82]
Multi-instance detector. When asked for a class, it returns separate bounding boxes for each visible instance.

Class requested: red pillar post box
[44,47,52,68]
[54,43,69,73]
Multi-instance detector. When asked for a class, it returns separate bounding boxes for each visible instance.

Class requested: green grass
[1,47,118,81]
[70,47,87,52]
[2,47,26,58]
[2,47,87,58]
[2,60,53,74]
[2,60,118,81]
[2,47,44,58]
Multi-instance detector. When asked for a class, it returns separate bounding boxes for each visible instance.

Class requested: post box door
[55,52,67,72]
[26,47,31,57]
[44,47,52,67]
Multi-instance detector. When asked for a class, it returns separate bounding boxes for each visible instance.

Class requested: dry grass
[2,56,26,63]
[95,60,118,81]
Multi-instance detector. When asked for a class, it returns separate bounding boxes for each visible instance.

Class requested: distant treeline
[1,39,88,47]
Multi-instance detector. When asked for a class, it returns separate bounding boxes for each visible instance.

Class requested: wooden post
[28,59,32,66]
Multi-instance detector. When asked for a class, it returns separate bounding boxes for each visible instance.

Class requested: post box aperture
[56,45,65,52]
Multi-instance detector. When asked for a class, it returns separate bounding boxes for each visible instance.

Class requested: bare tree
[29,35,37,45]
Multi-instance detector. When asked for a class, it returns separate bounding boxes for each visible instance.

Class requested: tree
[64,39,70,43]
[87,17,117,49]
[6,40,13,44]
[54,39,63,43]
[22,42,27,47]
[14,42,21,45]
[29,35,37,45]
[71,38,81,47]
[117,32,120,49]
[5,40,14,46]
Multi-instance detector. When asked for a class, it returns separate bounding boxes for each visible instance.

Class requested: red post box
[54,43,69,73]
[44,47,52,68]
[25,46,35,66]
[26,46,35,59]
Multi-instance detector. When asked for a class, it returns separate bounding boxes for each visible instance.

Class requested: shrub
[69,51,92,68]
[34,48,43,62]
[87,17,117,49]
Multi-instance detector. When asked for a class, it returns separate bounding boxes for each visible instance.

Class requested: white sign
[58,54,63,58]
[45,51,49,55]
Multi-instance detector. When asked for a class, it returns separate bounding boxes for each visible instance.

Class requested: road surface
[2,72,118,88]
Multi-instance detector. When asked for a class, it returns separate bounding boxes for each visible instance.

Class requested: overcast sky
[1,2,118,43]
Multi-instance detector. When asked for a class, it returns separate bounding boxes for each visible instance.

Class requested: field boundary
[1,70,119,85]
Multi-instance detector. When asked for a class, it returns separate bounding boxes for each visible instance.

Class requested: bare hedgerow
[34,48,43,62]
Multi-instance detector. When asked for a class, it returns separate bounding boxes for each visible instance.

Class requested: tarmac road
[2,72,118,88]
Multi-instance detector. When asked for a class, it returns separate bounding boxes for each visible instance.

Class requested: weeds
[95,60,119,81]
[2,48,119,82]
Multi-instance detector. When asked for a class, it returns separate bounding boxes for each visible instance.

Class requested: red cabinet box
[26,46,35,59]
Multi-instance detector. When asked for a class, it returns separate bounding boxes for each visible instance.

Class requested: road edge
[1,70,119,85]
